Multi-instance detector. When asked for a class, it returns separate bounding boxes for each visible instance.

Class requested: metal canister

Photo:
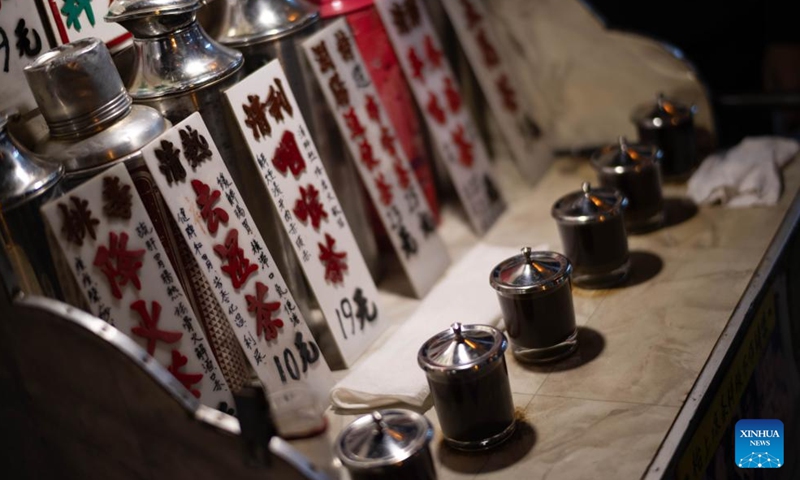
[317,0,441,221]
[551,182,630,289]
[490,247,577,364]
[591,137,665,233]
[23,38,250,393]
[214,0,381,280]
[335,410,436,480]
[632,93,698,180]
[0,111,63,299]
[418,322,515,451]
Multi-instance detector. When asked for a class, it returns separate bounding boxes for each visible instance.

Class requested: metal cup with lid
[336,410,436,480]
[0,111,64,299]
[418,323,515,451]
[552,182,630,288]
[632,93,698,179]
[591,136,665,233]
[490,248,577,363]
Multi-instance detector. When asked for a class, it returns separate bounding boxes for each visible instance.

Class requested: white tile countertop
[289,152,800,480]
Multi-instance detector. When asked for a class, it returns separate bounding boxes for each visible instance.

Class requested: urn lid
[591,136,661,173]
[551,182,627,224]
[336,410,433,470]
[631,93,695,130]
[418,322,507,374]
[216,0,320,47]
[490,247,572,295]
[23,38,132,139]
[0,112,63,211]
[107,0,243,99]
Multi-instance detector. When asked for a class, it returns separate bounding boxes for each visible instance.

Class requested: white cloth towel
[330,243,538,410]
[688,136,799,207]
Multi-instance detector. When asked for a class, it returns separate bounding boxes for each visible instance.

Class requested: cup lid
[418,323,506,374]
[0,112,63,211]
[631,93,695,129]
[551,182,626,224]
[591,136,662,173]
[335,410,433,470]
[490,247,572,295]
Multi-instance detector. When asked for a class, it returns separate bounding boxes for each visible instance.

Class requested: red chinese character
[293,184,328,229]
[242,94,270,141]
[424,35,443,68]
[358,138,380,171]
[460,0,482,29]
[444,77,462,113]
[311,41,334,73]
[272,131,307,177]
[407,46,424,80]
[426,92,446,124]
[497,74,518,112]
[214,229,258,290]
[375,173,393,206]
[246,281,283,341]
[380,126,397,157]
[93,231,145,299]
[452,125,474,167]
[267,78,293,123]
[130,300,182,356]
[365,94,381,123]
[329,73,349,107]
[192,179,229,234]
[335,30,354,61]
[167,349,203,398]
[476,28,499,67]
[393,160,411,190]
[318,233,348,285]
[343,107,366,139]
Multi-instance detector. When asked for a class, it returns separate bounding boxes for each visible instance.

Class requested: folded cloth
[330,243,540,410]
[688,136,799,207]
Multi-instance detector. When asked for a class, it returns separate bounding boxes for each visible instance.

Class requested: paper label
[43,0,130,51]
[374,0,506,234]
[41,163,235,411]
[224,60,387,367]
[302,19,450,298]
[0,1,55,114]
[441,0,550,182]
[138,113,334,411]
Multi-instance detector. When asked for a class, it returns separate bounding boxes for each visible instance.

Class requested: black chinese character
[294,332,320,373]
[154,139,186,185]
[102,176,133,220]
[353,287,377,328]
[179,125,212,169]
[14,19,41,59]
[398,225,418,258]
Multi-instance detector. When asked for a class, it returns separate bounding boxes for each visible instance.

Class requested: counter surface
[291,154,800,480]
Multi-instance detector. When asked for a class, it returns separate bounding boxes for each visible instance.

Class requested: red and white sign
[224,60,387,367]
[41,163,235,411]
[302,19,450,298]
[441,0,551,183]
[374,0,506,234]
[43,0,131,51]
[137,113,334,423]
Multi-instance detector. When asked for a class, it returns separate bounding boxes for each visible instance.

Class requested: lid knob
[656,92,666,110]
[451,322,463,341]
[581,181,591,195]
[521,246,533,263]
[371,411,385,434]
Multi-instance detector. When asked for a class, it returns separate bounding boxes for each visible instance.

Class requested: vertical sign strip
[41,163,235,412]
[45,0,130,51]
[441,0,551,183]
[302,19,450,298]
[224,60,387,367]
[138,113,334,430]
[374,0,506,234]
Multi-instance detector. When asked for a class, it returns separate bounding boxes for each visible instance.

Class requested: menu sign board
[302,19,450,298]
[41,163,235,411]
[225,60,388,367]
[374,0,506,234]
